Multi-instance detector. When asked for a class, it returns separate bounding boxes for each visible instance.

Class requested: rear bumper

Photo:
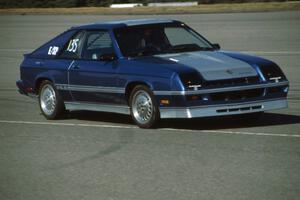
[16,80,37,99]
[16,80,27,95]
[159,98,287,118]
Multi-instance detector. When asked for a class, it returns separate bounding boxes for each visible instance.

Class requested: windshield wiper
[200,47,214,51]
[167,44,214,53]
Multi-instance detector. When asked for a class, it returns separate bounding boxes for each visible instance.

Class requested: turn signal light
[160,99,170,105]
[190,95,199,100]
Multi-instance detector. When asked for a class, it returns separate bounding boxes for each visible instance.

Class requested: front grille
[203,76,260,88]
[210,88,264,102]
[186,88,264,102]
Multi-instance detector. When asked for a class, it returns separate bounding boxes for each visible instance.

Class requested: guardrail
[110,3,143,8]
[148,2,198,7]
[110,2,198,8]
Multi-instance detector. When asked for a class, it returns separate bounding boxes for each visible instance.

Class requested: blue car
[17,19,289,128]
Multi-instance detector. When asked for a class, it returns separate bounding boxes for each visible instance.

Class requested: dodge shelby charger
[17,19,289,128]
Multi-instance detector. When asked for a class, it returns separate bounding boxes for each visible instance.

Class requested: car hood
[155,51,258,81]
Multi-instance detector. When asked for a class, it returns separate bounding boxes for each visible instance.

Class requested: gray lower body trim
[65,102,130,115]
[64,98,287,119]
[159,98,288,118]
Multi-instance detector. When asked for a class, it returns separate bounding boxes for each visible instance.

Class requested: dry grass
[1,2,300,15]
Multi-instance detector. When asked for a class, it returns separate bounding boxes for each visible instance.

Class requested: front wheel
[38,80,65,119]
[129,85,160,128]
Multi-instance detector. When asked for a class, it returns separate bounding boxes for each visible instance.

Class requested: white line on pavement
[0,119,299,138]
[0,120,136,129]
[162,128,300,138]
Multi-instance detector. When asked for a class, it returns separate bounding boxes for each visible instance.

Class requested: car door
[65,30,122,104]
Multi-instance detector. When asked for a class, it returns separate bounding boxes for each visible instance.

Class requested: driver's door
[65,30,122,104]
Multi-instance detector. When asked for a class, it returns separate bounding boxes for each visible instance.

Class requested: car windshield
[114,23,213,57]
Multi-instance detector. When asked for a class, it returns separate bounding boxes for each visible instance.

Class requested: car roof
[70,18,181,30]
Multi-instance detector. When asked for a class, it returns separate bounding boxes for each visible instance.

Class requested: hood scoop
[157,51,258,81]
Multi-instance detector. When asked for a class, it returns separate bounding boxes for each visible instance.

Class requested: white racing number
[67,39,80,53]
[48,46,59,55]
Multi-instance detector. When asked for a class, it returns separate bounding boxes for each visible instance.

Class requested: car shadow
[64,110,300,131]
[64,110,134,125]
[159,113,300,130]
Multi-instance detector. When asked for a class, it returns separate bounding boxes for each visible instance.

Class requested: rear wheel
[129,85,160,128]
[38,80,65,119]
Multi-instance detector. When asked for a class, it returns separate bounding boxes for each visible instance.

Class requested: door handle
[72,64,80,70]
[35,61,44,66]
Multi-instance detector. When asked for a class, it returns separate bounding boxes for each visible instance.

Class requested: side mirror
[212,43,220,50]
[99,53,117,61]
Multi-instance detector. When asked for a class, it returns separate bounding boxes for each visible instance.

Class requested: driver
[139,29,161,51]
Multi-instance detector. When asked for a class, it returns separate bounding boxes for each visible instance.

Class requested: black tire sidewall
[129,85,160,128]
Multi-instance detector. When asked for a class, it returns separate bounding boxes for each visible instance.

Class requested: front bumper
[159,98,287,118]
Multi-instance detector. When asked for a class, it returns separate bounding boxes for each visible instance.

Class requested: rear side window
[30,30,76,58]
[60,31,85,59]
[82,31,114,60]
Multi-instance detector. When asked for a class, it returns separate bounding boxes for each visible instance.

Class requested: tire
[38,80,65,120]
[129,85,160,128]
[232,112,264,123]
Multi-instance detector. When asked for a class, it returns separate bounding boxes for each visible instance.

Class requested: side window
[82,31,114,60]
[60,31,85,59]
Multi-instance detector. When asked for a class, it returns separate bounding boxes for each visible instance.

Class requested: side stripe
[56,84,125,94]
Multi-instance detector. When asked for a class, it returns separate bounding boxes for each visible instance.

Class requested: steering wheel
[136,45,160,56]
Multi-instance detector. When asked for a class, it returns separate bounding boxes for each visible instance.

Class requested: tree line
[0,0,295,8]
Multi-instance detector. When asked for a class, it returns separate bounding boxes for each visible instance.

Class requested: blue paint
[16,19,288,114]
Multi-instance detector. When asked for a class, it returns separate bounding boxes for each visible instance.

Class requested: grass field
[1,1,300,15]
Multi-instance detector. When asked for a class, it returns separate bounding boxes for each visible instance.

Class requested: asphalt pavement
[0,11,300,200]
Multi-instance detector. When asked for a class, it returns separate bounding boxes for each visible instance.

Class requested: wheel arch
[125,81,153,105]
[35,76,55,94]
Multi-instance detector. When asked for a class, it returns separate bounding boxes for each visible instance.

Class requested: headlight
[259,64,286,82]
[179,72,203,90]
